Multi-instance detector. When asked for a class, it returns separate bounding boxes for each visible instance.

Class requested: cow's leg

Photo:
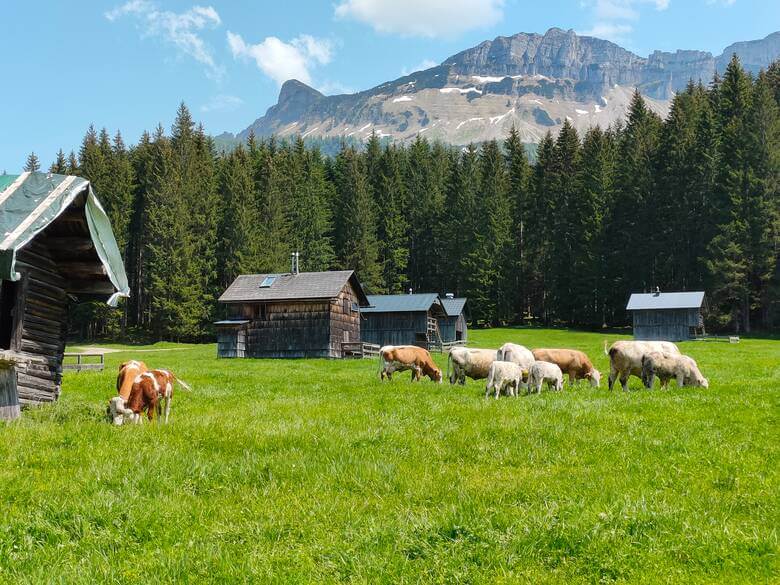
[676,373,684,388]
[608,364,618,391]
[495,382,501,399]
[164,395,171,423]
[620,374,629,391]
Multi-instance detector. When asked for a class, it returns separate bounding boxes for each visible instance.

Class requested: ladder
[427,317,443,352]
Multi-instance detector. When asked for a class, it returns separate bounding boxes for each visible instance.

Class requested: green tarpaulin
[0,172,129,306]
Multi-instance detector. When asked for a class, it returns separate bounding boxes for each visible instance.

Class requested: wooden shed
[0,172,130,420]
[360,293,466,349]
[216,270,369,358]
[439,295,468,343]
[626,290,706,341]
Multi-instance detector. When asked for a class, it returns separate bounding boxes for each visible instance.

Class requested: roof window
[259,275,278,288]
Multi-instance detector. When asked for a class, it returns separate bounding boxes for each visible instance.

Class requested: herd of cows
[105,340,709,425]
[378,340,709,398]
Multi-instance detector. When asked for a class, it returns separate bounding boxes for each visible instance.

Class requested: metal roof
[440,297,467,316]
[218,270,369,305]
[626,291,705,310]
[362,293,442,314]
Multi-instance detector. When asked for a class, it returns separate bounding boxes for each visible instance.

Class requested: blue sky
[1,0,778,172]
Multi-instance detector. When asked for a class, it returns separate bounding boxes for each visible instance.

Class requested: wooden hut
[626,290,706,341]
[439,295,468,343]
[216,269,369,358]
[360,293,466,348]
[0,172,129,420]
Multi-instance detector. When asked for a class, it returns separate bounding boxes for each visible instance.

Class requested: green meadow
[0,329,778,583]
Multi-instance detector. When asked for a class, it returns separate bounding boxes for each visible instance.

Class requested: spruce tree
[49,149,67,174]
[24,152,40,172]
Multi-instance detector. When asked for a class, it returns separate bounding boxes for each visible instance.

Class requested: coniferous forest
[29,56,780,340]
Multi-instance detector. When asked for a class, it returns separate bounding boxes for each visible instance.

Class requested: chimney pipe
[291,251,299,275]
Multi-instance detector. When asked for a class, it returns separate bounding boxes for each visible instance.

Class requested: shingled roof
[218,270,369,305]
[440,297,467,317]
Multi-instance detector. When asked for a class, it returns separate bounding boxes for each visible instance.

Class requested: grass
[1,328,778,583]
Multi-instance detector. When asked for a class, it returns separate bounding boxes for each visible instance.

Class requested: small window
[260,275,277,288]
[343,330,350,342]
[0,280,19,350]
[351,302,359,313]
[256,304,267,320]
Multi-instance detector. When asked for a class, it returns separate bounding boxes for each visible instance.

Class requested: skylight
[259,275,278,288]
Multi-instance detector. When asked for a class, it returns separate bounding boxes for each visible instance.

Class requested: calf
[527,361,564,394]
[485,361,526,399]
[447,347,497,385]
[641,352,709,389]
[124,369,192,423]
[532,348,601,387]
[605,340,680,391]
[116,360,148,401]
[379,345,442,383]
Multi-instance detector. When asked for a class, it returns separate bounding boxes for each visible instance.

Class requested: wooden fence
[63,352,105,371]
[342,342,381,359]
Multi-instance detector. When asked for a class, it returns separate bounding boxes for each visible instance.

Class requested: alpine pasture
[1,329,778,583]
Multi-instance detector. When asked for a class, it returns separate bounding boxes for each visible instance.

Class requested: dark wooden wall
[12,241,68,405]
[361,311,429,347]
[438,313,467,343]
[224,282,362,358]
[632,308,701,341]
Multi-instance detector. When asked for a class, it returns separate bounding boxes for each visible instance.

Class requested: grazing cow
[485,361,526,399]
[124,369,192,423]
[116,360,148,401]
[532,348,601,387]
[605,340,680,391]
[447,347,497,385]
[108,396,139,426]
[527,361,564,394]
[497,343,535,370]
[642,352,709,389]
[379,345,442,383]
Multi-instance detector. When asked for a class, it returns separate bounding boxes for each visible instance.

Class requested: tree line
[24,55,779,339]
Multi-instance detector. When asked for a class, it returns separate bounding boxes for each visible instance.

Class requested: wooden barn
[216,268,369,358]
[439,295,468,343]
[626,290,706,341]
[360,293,467,348]
[0,172,129,420]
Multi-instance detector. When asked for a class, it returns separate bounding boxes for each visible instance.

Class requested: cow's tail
[603,340,610,357]
[173,375,192,391]
[446,350,453,381]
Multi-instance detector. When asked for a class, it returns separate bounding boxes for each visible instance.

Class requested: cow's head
[427,365,443,383]
[587,369,601,388]
[108,396,135,426]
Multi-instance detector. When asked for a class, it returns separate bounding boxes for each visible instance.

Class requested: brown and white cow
[116,360,148,401]
[379,345,442,383]
[532,348,601,387]
[125,369,192,423]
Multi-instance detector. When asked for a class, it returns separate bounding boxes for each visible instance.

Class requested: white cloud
[401,59,438,76]
[579,0,669,44]
[105,1,223,78]
[200,94,244,113]
[335,0,504,38]
[227,32,334,86]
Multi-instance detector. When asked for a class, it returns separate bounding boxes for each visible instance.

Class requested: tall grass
[1,329,777,583]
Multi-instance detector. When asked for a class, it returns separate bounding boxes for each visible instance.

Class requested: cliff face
[234,29,780,146]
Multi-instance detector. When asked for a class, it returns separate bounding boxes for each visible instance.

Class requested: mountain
[230,28,780,147]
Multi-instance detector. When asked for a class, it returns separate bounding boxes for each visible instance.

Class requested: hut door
[0,280,20,350]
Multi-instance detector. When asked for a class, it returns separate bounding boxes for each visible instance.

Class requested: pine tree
[333,145,381,291]
[505,126,531,319]
[375,144,410,293]
[49,149,67,174]
[24,152,40,172]
[252,141,290,273]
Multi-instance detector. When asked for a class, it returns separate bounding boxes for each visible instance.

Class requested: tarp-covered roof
[219,271,369,306]
[626,291,705,310]
[362,293,442,314]
[0,172,130,306]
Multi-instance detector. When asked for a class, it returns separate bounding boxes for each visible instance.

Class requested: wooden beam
[58,262,107,277]
[45,237,94,252]
[66,280,115,295]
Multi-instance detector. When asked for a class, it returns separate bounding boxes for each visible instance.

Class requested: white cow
[642,352,709,389]
[484,361,526,399]
[447,347,497,385]
[497,343,535,370]
[527,361,563,394]
[605,340,680,391]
